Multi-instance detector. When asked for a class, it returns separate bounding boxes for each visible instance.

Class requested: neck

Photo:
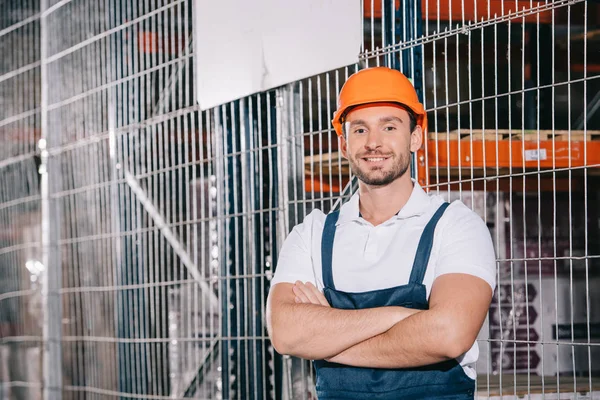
[358,172,414,226]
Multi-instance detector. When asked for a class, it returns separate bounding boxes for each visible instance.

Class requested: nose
[364,129,383,151]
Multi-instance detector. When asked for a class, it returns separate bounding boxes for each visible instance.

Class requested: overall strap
[408,202,450,285]
[321,211,340,290]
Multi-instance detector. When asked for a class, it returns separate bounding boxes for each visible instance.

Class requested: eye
[383,126,396,132]
[353,128,367,134]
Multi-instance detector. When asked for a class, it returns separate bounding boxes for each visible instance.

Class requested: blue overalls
[314,203,476,400]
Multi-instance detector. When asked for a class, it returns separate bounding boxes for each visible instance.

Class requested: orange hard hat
[331,67,427,137]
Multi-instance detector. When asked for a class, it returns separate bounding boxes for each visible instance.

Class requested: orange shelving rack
[304,130,600,194]
[416,129,600,189]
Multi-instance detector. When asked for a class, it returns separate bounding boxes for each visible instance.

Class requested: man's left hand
[293,281,330,307]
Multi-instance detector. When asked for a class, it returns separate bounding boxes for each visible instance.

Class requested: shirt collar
[336,180,431,226]
[336,191,361,226]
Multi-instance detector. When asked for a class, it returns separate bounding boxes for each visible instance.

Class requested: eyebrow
[379,116,404,124]
[348,116,404,127]
[348,119,367,127]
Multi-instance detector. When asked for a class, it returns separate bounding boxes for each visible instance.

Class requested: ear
[340,134,349,159]
[410,125,423,152]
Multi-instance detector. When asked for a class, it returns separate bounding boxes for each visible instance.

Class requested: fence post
[40,1,63,398]
[389,0,423,181]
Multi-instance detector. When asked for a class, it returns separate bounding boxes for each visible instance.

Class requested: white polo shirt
[271,182,497,379]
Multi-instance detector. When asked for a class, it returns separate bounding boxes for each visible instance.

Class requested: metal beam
[40,0,63,398]
[123,170,219,311]
[576,90,600,130]
[181,340,219,397]
[151,36,194,117]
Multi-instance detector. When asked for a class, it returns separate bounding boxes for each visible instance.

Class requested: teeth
[366,157,386,162]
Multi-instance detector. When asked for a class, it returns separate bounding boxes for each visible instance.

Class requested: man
[266,67,496,399]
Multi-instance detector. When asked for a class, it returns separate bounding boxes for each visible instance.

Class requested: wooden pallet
[304,151,349,175]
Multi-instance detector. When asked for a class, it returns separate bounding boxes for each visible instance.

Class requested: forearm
[269,301,411,360]
[267,283,416,360]
[328,309,463,368]
[328,275,492,369]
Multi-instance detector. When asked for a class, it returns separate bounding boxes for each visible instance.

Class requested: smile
[363,156,390,162]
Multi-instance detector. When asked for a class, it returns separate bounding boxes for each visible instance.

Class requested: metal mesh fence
[1,1,43,399]
[0,0,598,399]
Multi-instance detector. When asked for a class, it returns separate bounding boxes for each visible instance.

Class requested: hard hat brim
[332,100,428,137]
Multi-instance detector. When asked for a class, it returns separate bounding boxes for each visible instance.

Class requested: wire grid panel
[284,0,600,399]
[42,1,282,399]
[0,1,43,399]
[0,1,598,400]
[2,0,281,399]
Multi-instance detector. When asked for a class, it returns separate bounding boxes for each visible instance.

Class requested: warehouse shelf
[365,0,555,24]
[303,130,600,193]
[417,129,600,187]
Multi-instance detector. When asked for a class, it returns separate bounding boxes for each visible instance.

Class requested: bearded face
[342,105,418,187]
[346,143,411,186]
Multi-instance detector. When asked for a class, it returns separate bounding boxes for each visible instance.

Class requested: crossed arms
[266,274,492,369]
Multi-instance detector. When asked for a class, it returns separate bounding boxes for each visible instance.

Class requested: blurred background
[0,0,599,399]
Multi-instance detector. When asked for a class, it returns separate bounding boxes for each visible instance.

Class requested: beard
[347,150,411,186]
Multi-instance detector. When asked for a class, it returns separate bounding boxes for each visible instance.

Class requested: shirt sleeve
[434,202,497,291]
[270,210,323,287]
